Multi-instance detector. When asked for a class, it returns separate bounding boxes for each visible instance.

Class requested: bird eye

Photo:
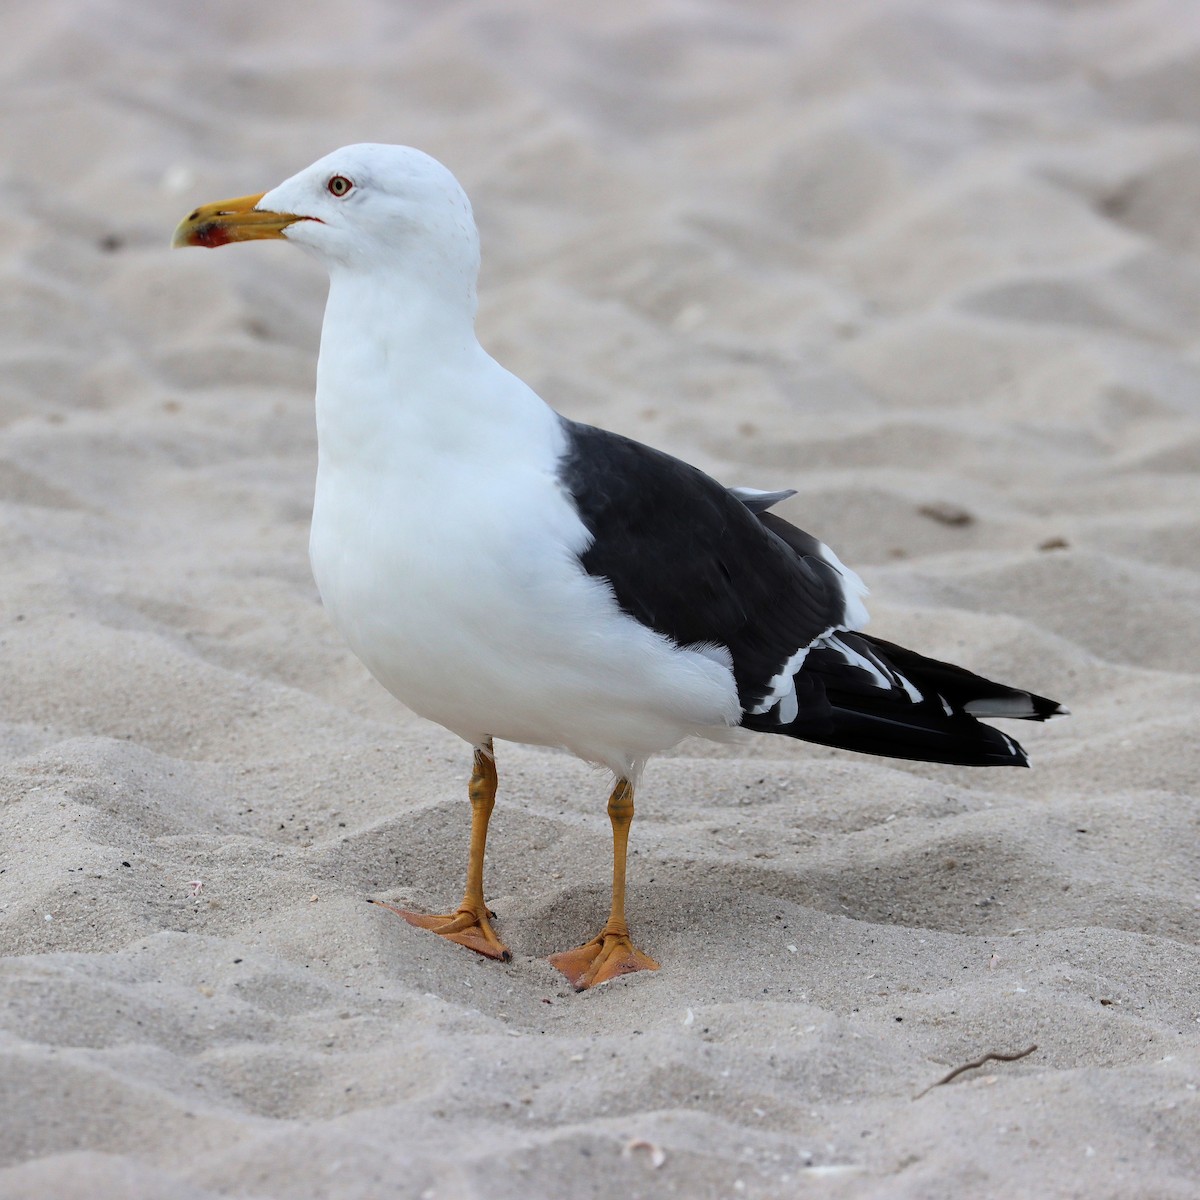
[327,175,354,197]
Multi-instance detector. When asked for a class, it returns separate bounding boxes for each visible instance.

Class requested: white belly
[308,450,740,777]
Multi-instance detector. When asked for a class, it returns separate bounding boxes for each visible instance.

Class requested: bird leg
[549,778,660,989]
[373,739,511,961]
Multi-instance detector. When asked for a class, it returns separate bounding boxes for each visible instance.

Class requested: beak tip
[171,222,228,249]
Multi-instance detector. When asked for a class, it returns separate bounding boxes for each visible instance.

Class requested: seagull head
[172,144,481,294]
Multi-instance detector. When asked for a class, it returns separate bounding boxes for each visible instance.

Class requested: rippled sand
[2,2,1198,1197]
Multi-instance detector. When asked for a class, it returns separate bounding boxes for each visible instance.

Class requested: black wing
[558,418,1066,768]
[557,419,856,714]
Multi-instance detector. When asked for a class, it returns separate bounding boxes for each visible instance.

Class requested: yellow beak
[172,192,303,248]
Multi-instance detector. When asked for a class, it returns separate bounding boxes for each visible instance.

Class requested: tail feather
[862,636,1067,722]
[805,702,1031,767]
[742,631,1065,768]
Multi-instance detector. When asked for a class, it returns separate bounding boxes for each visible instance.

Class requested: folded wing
[557,420,1064,768]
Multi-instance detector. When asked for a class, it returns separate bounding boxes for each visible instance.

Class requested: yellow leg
[548,778,660,989]
[373,739,511,961]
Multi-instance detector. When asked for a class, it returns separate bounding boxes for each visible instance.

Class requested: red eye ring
[327,175,354,198]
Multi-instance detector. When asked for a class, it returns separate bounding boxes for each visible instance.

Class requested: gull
[173,144,1064,989]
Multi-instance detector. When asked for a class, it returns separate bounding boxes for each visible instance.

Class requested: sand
[1,1,1198,1196]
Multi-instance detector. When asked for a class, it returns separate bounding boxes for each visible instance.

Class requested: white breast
[307,344,740,777]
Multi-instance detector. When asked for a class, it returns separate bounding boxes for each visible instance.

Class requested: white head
[174,144,481,312]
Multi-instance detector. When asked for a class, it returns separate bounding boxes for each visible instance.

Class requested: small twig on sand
[914,1044,1037,1099]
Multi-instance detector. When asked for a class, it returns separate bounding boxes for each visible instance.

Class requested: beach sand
[1,1,1198,1196]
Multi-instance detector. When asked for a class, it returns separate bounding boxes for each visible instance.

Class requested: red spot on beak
[191,223,233,248]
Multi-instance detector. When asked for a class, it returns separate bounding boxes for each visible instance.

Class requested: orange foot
[372,899,511,962]
[549,930,659,991]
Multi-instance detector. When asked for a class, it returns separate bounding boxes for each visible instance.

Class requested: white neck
[312,266,557,474]
[325,258,478,362]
